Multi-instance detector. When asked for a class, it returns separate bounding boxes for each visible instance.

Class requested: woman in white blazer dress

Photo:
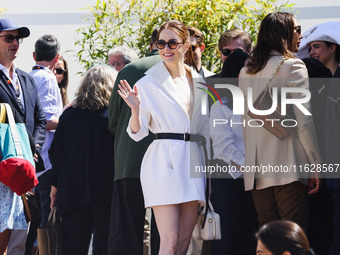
[118,20,207,255]
[239,12,322,231]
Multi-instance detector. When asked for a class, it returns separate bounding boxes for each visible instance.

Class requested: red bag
[0,103,38,195]
[0,158,38,195]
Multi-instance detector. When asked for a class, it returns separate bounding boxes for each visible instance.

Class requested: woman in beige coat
[239,12,321,231]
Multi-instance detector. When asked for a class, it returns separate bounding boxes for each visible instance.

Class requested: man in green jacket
[107,29,161,255]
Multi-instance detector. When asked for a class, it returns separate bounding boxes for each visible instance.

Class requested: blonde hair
[74,64,117,111]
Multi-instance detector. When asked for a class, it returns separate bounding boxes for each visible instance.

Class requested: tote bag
[192,200,221,240]
[0,103,38,195]
[37,206,63,255]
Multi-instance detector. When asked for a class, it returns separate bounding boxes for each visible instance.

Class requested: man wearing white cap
[0,19,46,254]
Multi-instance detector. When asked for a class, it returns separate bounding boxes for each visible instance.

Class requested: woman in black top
[49,64,117,255]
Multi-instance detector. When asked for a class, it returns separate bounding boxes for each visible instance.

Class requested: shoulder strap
[0,104,6,123]
[2,103,24,158]
[266,58,285,88]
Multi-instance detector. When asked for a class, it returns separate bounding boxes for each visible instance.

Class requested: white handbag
[192,200,221,240]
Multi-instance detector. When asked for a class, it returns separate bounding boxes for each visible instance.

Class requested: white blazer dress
[127,62,208,208]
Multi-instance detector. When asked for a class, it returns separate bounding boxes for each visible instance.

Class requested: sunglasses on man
[0,35,23,44]
[191,44,201,51]
[156,39,183,50]
[221,48,236,57]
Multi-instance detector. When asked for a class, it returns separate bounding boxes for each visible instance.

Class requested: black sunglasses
[0,35,23,44]
[157,39,183,50]
[221,48,233,57]
[294,25,302,35]
[55,68,66,75]
[191,44,200,51]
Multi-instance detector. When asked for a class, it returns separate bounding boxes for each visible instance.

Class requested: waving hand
[118,80,140,110]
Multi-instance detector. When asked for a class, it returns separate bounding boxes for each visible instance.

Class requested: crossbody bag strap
[201,144,211,229]
[267,58,285,106]
[267,58,285,89]
[256,58,285,104]
[2,103,24,158]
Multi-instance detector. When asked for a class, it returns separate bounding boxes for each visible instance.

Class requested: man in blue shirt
[25,34,63,255]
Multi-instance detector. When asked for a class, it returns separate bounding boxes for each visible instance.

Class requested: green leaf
[74,0,294,72]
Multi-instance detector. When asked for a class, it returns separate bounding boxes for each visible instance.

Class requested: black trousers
[61,205,111,255]
[108,178,159,255]
[307,181,333,255]
[327,179,340,255]
[209,178,258,255]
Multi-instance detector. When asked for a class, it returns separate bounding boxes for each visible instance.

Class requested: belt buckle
[183,133,190,141]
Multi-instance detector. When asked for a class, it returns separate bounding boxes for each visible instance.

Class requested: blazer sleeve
[210,103,244,166]
[108,76,122,136]
[286,59,322,165]
[108,67,137,136]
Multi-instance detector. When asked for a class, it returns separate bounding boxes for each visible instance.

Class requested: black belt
[155,133,206,146]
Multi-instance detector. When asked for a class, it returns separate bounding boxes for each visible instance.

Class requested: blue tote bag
[0,103,38,195]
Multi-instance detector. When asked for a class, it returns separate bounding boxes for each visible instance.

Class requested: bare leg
[177,201,199,255]
[0,229,12,254]
[152,201,199,255]
[153,204,180,255]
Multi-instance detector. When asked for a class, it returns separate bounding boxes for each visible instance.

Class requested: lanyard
[32,66,44,71]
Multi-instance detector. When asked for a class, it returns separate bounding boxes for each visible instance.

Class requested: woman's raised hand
[118,80,140,110]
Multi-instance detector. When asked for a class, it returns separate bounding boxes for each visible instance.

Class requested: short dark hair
[325,41,340,63]
[187,26,204,45]
[151,28,159,45]
[34,34,60,62]
[218,28,252,52]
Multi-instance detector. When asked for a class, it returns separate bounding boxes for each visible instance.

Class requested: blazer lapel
[17,70,30,114]
[146,62,191,119]
[191,70,206,119]
[0,76,15,100]
[0,72,25,117]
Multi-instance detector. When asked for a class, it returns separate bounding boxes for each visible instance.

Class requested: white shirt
[0,63,25,110]
[199,66,215,78]
[210,97,245,179]
[30,65,63,176]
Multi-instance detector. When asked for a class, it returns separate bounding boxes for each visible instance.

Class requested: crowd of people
[0,10,339,255]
